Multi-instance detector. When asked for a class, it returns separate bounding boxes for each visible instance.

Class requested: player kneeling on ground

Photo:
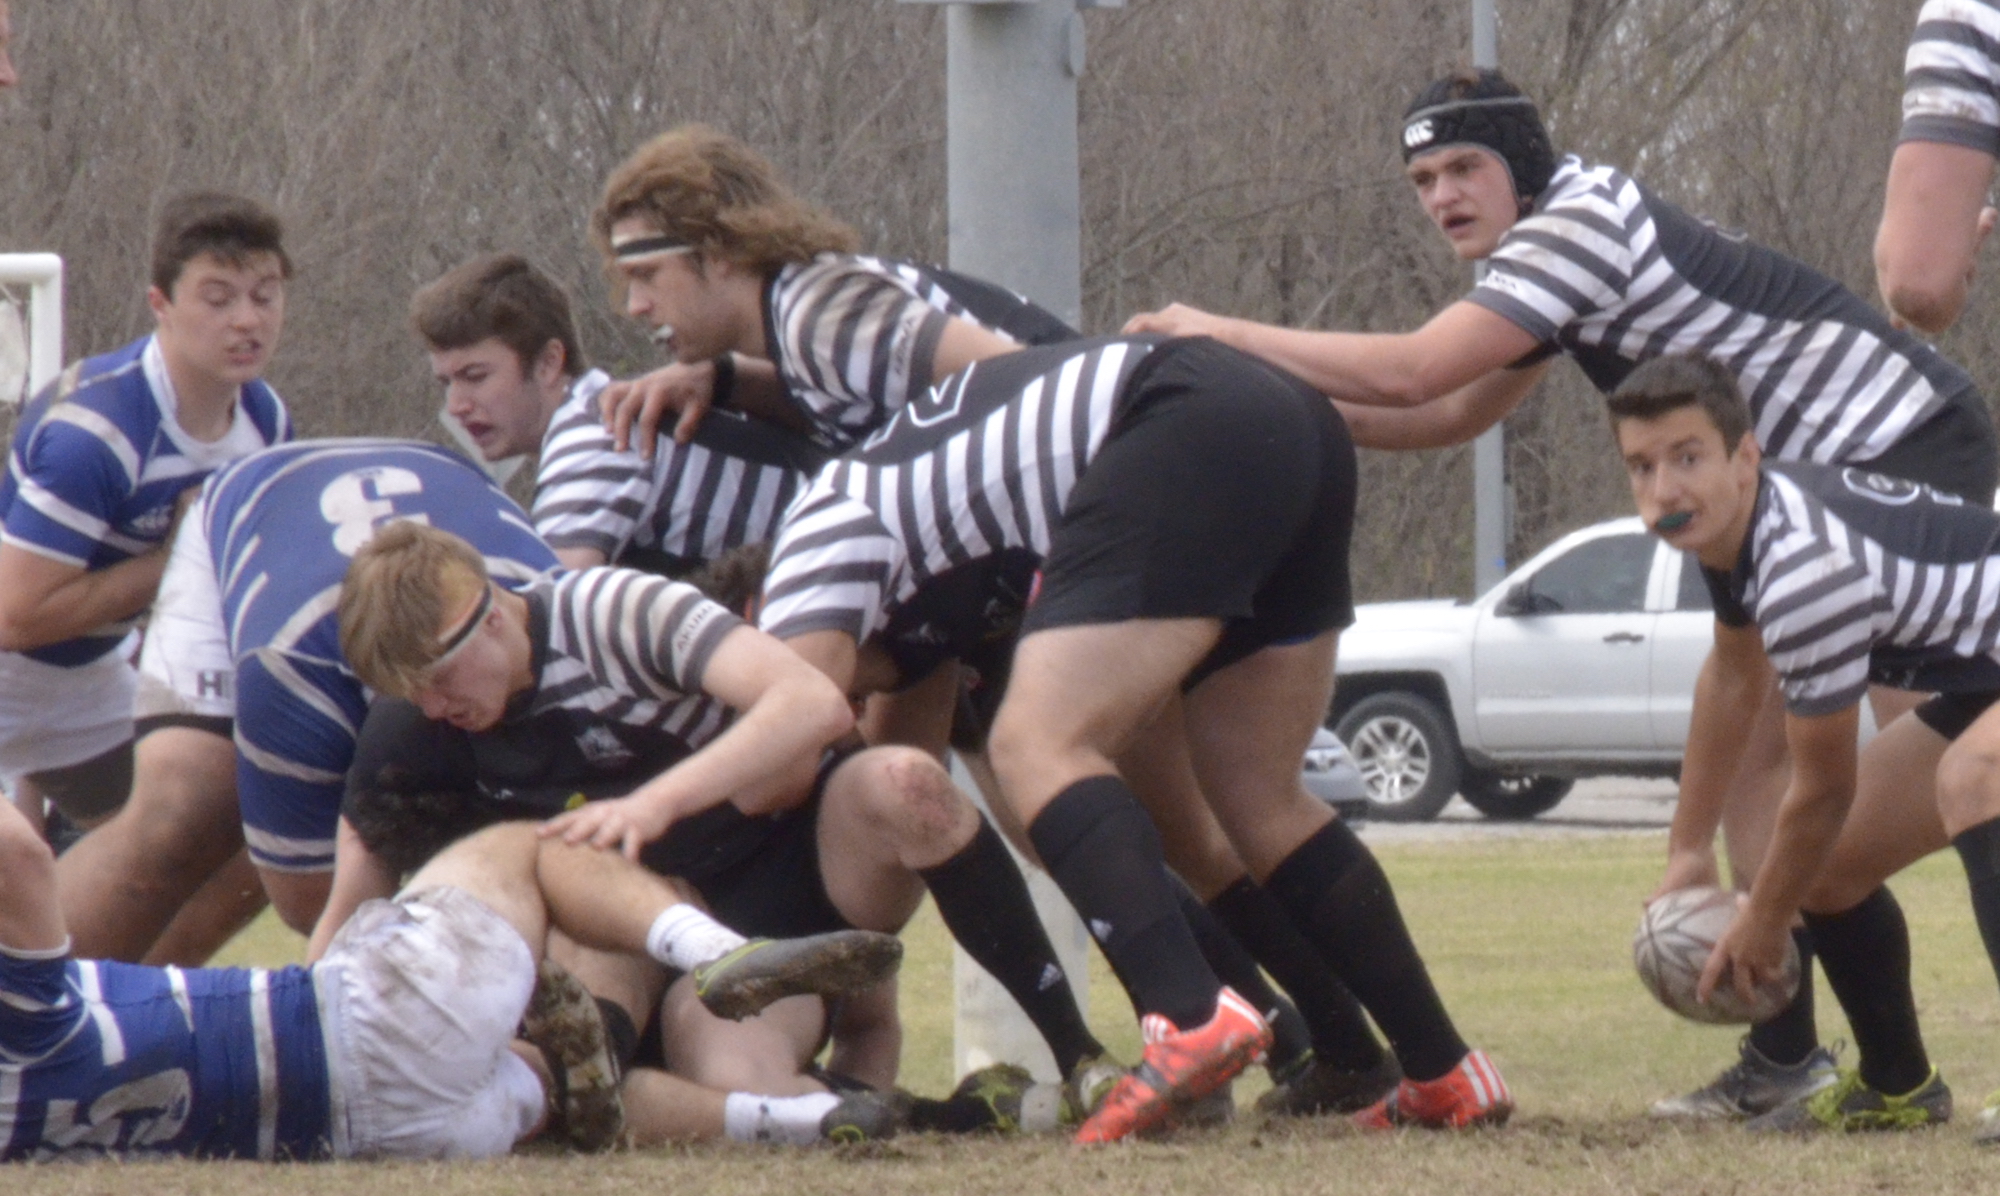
[1611,353,2000,1137]
[0,789,898,1160]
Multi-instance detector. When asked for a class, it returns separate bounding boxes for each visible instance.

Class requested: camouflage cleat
[819,1090,913,1144]
[949,1062,1064,1134]
[520,958,625,1152]
[693,930,903,1021]
[1650,1037,1839,1120]
[1060,1053,1126,1128]
[1255,1051,1403,1117]
[1746,1067,1951,1134]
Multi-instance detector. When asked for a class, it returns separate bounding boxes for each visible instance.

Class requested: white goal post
[0,253,64,407]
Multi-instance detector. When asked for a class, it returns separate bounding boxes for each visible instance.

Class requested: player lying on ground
[0,193,290,897]
[757,333,1507,1142]
[54,439,557,963]
[1129,65,2000,1122]
[332,521,1112,1109]
[1612,353,2000,1137]
[0,790,902,1160]
[413,252,822,577]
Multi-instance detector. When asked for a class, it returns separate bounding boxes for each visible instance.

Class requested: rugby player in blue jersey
[55,440,552,963]
[0,193,290,850]
[0,773,902,1159]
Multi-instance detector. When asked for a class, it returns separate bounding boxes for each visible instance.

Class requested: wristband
[711,354,736,410]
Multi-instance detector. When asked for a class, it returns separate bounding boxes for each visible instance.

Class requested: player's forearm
[1667,649,1768,858]
[305,820,398,962]
[633,676,855,823]
[1206,318,1434,407]
[1876,140,1994,334]
[0,549,167,652]
[1742,776,1853,930]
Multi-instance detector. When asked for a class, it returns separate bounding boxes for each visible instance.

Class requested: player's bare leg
[56,727,237,959]
[0,797,67,952]
[141,846,268,965]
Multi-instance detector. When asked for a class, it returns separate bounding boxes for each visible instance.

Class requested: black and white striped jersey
[1718,461,2000,716]
[758,336,1160,655]
[516,565,744,760]
[533,369,822,572]
[764,253,1079,452]
[1902,0,2000,155]
[1470,155,1981,467]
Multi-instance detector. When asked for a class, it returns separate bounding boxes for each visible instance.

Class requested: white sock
[722,1091,841,1145]
[645,904,748,972]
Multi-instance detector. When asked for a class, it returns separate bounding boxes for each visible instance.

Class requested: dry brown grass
[15,833,1999,1193]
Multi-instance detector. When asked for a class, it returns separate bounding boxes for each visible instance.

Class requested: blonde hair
[590,124,858,275]
[338,522,491,698]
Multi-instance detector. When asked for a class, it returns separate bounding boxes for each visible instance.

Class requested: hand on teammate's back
[599,360,719,458]
[1121,301,1232,340]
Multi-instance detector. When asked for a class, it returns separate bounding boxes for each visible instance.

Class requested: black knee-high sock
[1952,816,2000,999]
[1172,874,1312,1073]
[921,819,1107,1077]
[1208,876,1389,1073]
[1027,776,1221,1031]
[1264,819,1468,1082]
[1745,928,1819,1066]
[1802,887,1930,1095]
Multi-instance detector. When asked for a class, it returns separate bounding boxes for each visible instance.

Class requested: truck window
[1675,552,1715,612]
[1527,533,1653,613]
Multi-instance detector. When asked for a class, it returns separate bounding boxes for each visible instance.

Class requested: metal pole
[905,0,1098,1084]
[1470,0,1509,594]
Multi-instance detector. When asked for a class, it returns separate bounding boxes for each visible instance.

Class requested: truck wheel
[1459,771,1574,820]
[1332,693,1461,822]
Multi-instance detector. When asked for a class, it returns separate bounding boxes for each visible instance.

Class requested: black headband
[429,584,493,670]
[1399,95,1555,201]
[611,233,692,260]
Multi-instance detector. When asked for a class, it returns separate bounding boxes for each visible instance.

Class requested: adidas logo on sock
[1088,919,1114,942]
[1038,962,1064,991]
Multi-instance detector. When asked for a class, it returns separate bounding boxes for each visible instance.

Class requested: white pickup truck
[1331,517,1714,822]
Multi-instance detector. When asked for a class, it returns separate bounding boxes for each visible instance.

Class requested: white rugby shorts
[314,886,544,1159]
[0,644,135,784]
[135,489,234,722]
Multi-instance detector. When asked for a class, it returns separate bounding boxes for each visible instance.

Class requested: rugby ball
[1633,886,1800,1025]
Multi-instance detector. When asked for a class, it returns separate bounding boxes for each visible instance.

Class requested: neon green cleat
[1747,1067,1951,1133]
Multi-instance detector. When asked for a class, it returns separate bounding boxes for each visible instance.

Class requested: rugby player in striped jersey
[1609,353,2000,1137]
[760,335,1508,1142]
[1878,0,2000,334]
[412,253,821,577]
[1129,66,2000,1122]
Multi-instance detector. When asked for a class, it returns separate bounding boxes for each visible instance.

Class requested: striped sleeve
[1467,178,1637,344]
[232,648,367,872]
[773,257,952,443]
[1902,0,2000,155]
[758,492,906,645]
[2,412,139,567]
[1752,512,1876,717]
[532,381,651,558]
[554,569,743,699]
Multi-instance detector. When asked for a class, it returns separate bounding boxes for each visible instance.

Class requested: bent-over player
[1610,353,2000,1135]
[333,522,1112,1104]
[55,439,556,959]
[760,334,1506,1142]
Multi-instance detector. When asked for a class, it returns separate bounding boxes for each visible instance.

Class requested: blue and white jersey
[199,439,556,872]
[1468,157,1982,471]
[1902,0,2000,155]
[0,945,327,1160]
[0,335,290,666]
[1717,462,2000,715]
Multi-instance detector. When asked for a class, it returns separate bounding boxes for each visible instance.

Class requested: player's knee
[838,747,972,849]
[1936,742,2000,829]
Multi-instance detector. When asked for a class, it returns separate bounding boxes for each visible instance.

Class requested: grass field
[19,831,2000,1192]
